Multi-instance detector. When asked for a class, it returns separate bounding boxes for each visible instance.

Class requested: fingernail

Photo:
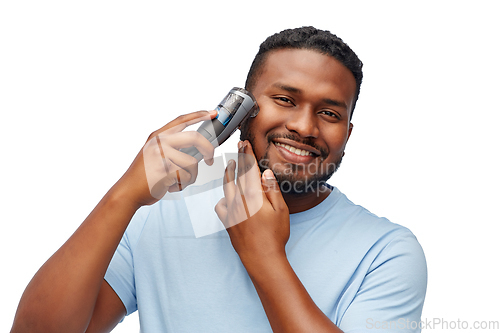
[228,159,235,167]
[238,141,247,152]
[264,169,275,180]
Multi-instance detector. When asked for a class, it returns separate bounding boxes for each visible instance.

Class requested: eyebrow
[272,83,348,110]
[273,83,301,94]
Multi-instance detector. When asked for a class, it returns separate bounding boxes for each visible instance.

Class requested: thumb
[261,169,285,210]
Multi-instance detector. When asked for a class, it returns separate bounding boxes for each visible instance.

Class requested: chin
[261,156,342,196]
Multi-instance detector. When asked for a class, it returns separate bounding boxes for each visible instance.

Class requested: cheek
[247,105,282,140]
[241,117,270,158]
[322,128,350,154]
[255,98,283,121]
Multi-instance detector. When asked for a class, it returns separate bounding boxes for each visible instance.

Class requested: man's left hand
[214,140,290,267]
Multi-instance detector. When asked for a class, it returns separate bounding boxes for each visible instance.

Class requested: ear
[347,122,354,142]
[342,123,354,158]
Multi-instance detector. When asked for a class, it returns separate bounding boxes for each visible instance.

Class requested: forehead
[254,48,357,111]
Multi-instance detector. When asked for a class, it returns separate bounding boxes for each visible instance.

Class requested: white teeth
[275,142,312,156]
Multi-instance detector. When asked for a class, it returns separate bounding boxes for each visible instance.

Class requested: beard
[258,149,342,196]
[240,120,343,196]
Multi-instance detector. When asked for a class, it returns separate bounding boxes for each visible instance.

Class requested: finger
[214,197,228,227]
[237,140,261,192]
[152,110,217,138]
[166,167,194,192]
[160,146,199,183]
[158,131,215,165]
[237,141,247,178]
[261,169,286,211]
[149,168,189,198]
[236,141,264,219]
[222,159,237,207]
[235,176,251,222]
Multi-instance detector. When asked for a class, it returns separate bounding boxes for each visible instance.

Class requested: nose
[285,107,319,138]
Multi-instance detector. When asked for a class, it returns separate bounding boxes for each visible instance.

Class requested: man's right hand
[10,110,217,333]
[111,110,217,208]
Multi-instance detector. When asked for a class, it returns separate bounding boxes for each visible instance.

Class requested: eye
[273,96,295,106]
[319,110,340,120]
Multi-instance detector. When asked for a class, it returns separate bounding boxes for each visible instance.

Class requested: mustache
[266,133,328,159]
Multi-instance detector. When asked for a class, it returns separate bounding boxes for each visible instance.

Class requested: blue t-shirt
[105,184,427,332]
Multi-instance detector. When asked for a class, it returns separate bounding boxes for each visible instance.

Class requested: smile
[274,142,314,157]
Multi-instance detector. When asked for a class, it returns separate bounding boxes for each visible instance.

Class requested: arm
[10,184,138,333]
[11,111,217,333]
[244,249,343,333]
[215,141,342,333]
[84,281,128,333]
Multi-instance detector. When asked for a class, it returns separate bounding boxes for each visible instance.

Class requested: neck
[282,185,332,214]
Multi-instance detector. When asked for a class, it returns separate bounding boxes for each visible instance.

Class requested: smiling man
[240,45,356,212]
[11,27,427,333]
[213,28,426,332]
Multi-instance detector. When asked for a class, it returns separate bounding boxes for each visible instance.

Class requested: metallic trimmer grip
[180,87,259,161]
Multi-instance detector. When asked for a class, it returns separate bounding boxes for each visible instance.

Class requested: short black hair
[245,26,363,117]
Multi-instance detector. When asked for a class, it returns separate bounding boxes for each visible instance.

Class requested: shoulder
[334,187,427,293]
[318,187,416,244]
[326,189,427,329]
[316,187,427,286]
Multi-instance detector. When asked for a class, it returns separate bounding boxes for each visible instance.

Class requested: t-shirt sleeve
[339,231,428,333]
[104,206,150,315]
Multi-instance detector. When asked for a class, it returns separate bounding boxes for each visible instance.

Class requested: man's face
[241,48,356,195]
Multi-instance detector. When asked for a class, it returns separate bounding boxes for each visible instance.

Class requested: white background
[1,1,499,331]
